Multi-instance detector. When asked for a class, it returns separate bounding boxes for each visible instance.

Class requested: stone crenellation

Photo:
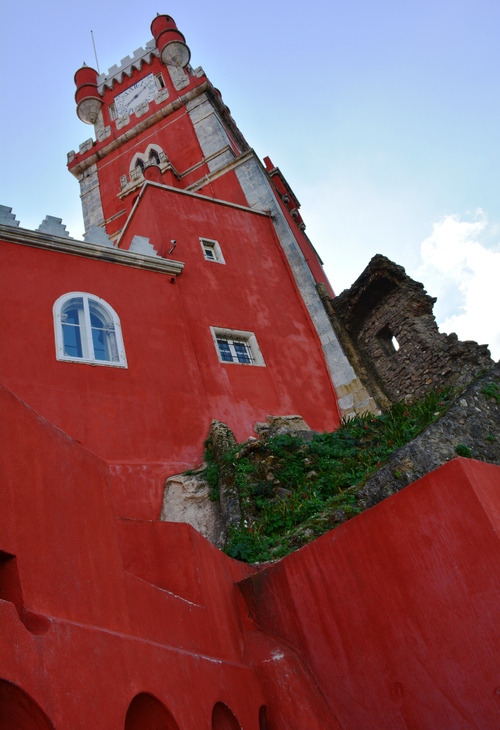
[36,216,72,239]
[0,206,20,228]
[96,40,158,93]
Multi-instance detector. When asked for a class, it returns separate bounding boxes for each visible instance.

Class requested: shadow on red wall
[0,680,55,730]
[125,693,180,729]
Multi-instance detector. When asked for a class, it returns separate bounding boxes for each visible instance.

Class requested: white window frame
[210,327,265,367]
[53,292,127,368]
[200,238,225,264]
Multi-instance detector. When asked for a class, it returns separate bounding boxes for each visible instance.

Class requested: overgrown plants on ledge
[204,389,455,563]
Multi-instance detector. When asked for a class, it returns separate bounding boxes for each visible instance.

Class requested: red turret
[74,64,102,124]
[151,14,191,68]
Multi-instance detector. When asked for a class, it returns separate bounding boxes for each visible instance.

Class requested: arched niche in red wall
[259,705,270,729]
[0,679,55,729]
[211,701,242,730]
[124,692,180,729]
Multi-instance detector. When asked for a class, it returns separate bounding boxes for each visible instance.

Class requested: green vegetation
[205,388,453,563]
[455,444,473,458]
[481,382,500,403]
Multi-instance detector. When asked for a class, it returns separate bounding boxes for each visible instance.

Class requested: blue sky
[1,0,498,357]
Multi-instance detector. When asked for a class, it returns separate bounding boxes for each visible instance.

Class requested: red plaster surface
[1,384,499,728]
[0,385,285,728]
[0,186,340,519]
[238,457,500,729]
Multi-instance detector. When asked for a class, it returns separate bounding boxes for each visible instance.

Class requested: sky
[1,0,498,358]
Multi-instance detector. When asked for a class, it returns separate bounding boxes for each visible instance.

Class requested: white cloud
[418,212,500,361]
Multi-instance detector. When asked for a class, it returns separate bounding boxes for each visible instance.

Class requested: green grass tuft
[455,444,473,458]
[481,382,500,403]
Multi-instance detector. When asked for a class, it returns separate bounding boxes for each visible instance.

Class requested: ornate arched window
[129,145,165,179]
[149,149,160,165]
[53,293,127,367]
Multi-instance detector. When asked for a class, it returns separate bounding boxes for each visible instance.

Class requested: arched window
[129,145,165,179]
[54,293,127,367]
[149,149,160,166]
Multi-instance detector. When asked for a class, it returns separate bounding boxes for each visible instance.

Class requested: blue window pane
[64,307,81,325]
[217,340,233,362]
[62,324,83,358]
[90,311,105,328]
[92,328,110,361]
[233,342,251,364]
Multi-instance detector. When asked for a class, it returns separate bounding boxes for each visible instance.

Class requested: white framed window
[54,293,127,368]
[200,238,225,264]
[155,73,166,90]
[210,327,265,366]
[108,103,117,121]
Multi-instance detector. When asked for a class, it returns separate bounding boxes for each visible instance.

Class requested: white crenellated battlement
[97,40,158,93]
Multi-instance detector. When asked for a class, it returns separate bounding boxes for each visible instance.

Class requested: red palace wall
[239,457,500,729]
[0,184,340,518]
[1,383,499,729]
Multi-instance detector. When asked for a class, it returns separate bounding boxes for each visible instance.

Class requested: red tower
[0,12,369,516]
[0,15,379,519]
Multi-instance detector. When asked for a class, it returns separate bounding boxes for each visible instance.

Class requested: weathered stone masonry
[323,254,495,405]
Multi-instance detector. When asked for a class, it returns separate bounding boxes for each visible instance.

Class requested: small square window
[210,327,265,367]
[200,238,225,264]
[155,73,166,90]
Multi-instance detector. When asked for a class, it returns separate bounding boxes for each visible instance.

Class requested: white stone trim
[234,156,358,394]
[53,292,128,368]
[0,224,184,277]
[210,327,266,367]
[97,40,158,93]
[200,237,225,264]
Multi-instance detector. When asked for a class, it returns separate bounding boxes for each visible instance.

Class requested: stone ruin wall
[323,254,495,405]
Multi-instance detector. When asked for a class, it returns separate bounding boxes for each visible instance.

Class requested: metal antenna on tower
[91,30,100,73]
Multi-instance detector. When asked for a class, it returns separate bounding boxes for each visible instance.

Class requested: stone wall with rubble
[325,254,495,405]
[354,363,500,512]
